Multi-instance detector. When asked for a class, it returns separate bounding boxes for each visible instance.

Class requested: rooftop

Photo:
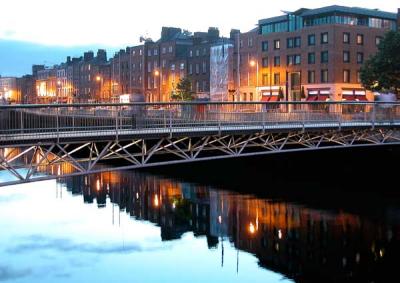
[258,5,397,26]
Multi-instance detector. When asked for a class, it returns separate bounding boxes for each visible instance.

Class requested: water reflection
[54,170,400,283]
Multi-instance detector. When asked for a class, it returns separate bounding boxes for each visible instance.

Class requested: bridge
[1,101,400,186]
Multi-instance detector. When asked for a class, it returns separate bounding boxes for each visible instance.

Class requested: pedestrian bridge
[1,101,400,186]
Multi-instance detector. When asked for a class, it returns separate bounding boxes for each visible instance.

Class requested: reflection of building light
[355,253,360,263]
[278,229,282,239]
[154,194,159,207]
[218,215,222,224]
[379,249,384,258]
[249,222,256,234]
[96,179,101,191]
[136,192,139,199]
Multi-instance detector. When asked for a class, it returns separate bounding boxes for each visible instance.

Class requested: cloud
[0,265,31,282]
[7,234,168,255]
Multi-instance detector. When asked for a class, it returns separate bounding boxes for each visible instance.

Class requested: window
[308,34,316,46]
[343,33,350,44]
[357,71,361,83]
[203,48,207,55]
[147,62,152,72]
[262,74,268,85]
[274,73,280,85]
[287,38,294,48]
[343,51,350,63]
[248,38,253,47]
[202,62,207,73]
[321,51,328,63]
[132,50,136,56]
[308,71,315,84]
[261,41,268,52]
[321,32,328,44]
[171,64,175,71]
[180,63,185,70]
[321,69,328,83]
[148,50,152,57]
[357,52,364,64]
[357,34,364,45]
[154,49,158,56]
[168,46,173,53]
[154,61,158,68]
[196,49,200,56]
[189,50,193,57]
[262,57,268,67]
[189,64,193,75]
[343,70,350,83]
[295,55,301,65]
[287,55,300,65]
[162,47,166,54]
[308,52,315,64]
[287,37,300,48]
[162,59,166,68]
[139,49,143,56]
[195,64,199,74]
[240,40,243,48]
[295,37,301,48]
[274,56,280,67]
[274,40,280,50]
[203,80,207,91]
[376,36,383,46]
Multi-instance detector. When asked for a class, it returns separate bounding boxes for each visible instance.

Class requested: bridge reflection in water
[56,170,399,283]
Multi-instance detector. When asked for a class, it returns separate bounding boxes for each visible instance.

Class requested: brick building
[233,5,398,102]
[111,27,226,102]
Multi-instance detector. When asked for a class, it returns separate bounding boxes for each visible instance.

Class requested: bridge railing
[0,102,399,141]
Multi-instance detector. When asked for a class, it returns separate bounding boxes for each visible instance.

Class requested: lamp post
[249,59,258,101]
[57,80,61,104]
[96,75,102,102]
[154,69,161,102]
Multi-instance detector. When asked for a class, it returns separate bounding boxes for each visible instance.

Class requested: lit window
[343,33,350,44]
[321,32,328,44]
[343,70,350,83]
[274,39,280,50]
[357,34,364,45]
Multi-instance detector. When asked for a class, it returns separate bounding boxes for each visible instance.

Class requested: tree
[360,30,400,95]
[171,77,194,101]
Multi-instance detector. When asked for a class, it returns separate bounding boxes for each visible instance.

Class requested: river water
[0,147,399,283]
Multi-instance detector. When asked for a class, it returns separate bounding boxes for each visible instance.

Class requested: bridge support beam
[1,128,400,186]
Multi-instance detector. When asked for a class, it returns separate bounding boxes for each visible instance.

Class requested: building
[233,5,398,102]
[36,67,57,103]
[110,27,227,102]
[17,75,35,104]
[0,77,19,103]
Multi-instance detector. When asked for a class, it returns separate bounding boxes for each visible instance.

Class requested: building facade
[234,5,398,102]
[0,77,18,103]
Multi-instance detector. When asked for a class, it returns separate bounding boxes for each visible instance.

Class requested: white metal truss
[1,128,400,186]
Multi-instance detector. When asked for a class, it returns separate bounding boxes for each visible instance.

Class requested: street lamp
[96,76,103,102]
[249,59,259,101]
[154,69,161,102]
[57,80,61,104]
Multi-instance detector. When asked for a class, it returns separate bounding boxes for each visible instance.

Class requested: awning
[343,95,368,101]
[261,96,280,102]
[316,95,330,101]
[306,95,318,101]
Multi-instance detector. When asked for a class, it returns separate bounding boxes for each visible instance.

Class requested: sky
[0,0,398,76]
